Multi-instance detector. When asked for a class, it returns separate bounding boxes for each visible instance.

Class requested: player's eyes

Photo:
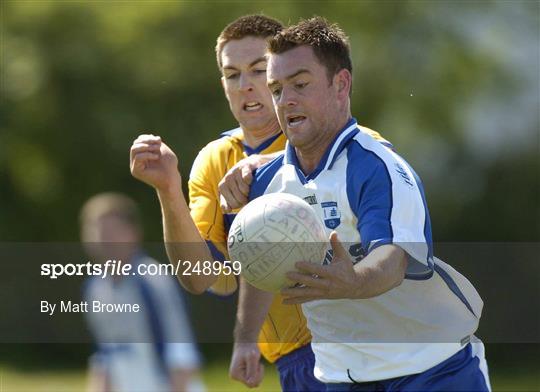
[295,82,308,89]
[253,69,266,75]
[225,73,239,80]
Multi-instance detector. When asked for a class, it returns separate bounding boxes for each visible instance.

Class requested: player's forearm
[352,244,407,299]
[157,186,217,294]
[234,278,273,343]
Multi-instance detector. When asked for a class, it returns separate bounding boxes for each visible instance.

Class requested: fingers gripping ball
[227,193,329,293]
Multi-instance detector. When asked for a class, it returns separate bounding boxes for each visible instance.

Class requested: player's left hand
[229,342,264,388]
[281,231,361,304]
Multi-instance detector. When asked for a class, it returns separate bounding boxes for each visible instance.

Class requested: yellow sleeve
[188,143,238,296]
[359,126,391,146]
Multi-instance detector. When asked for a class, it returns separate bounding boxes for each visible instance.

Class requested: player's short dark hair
[216,14,283,70]
[268,16,352,85]
[79,192,141,230]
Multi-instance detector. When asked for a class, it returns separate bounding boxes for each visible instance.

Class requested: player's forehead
[267,45,321,81]
[221,36,269,69]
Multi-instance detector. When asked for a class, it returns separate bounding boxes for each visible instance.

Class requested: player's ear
[335,69,352,99]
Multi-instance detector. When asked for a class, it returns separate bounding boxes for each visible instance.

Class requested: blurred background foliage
[1,0,539,387]
[1,0,538,242]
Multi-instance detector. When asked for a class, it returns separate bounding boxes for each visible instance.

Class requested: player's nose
[276,86,297,108]
[238,74,254,92]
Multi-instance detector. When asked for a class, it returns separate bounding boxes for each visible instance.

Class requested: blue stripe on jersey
[223,213,237,234]
[284,145,308,185]
[326,120,360,170]
[434,263,477,317]
[135,274,168,378]
[206,240,226,262]
[220,128,281,156]
[346,141,394,251]
[249,154,285,200]
[243,132,282,156]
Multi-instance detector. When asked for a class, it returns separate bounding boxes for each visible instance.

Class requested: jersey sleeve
[347,141,434,279]
[188,144,238,295]
[188,145,226,248]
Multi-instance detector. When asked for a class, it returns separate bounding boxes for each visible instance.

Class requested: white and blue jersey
[84,254,204,392]
[248,118,486,384]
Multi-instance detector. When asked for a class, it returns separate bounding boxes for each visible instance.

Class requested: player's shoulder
[190,127,243,180]
[199,127,244,156]
[346,127,392,164]
[356,125,393,149]
[348,126,421,190]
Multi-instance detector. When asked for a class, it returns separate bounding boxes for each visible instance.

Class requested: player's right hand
[219,154,270,212]
[229,342,264,388]
[130,134,181,192]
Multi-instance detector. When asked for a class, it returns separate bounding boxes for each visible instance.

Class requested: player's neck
[296,138,334,175]
[296,115,351,175]
[241,120,281,150]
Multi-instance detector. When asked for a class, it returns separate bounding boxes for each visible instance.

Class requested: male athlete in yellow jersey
[130,15,387,391]
[130,15,324,391]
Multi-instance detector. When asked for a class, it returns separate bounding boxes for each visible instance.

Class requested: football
[227,193,329,293]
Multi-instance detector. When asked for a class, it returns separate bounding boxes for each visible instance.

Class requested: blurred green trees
[1,0,538,241]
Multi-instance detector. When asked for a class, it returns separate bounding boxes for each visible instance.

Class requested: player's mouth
[243,101,263,112]
[286,114,307,128]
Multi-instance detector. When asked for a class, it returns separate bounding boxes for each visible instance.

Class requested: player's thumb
[220,194,231,213]
[330,231,348,262]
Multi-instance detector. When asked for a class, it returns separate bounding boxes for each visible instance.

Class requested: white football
[227,193,329,293]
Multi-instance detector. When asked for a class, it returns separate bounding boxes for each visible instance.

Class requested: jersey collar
[220,127,283,156]
[242,132,282,156]
[284,117,359,183]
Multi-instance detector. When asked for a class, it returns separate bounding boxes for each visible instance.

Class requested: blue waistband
[275,343,314,372]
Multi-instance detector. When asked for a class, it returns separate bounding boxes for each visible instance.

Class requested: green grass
[0,361,282,392]
[1,361,538,391]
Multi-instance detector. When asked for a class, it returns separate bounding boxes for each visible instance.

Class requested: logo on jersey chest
[321,201,341,229]
[303,194,318,205]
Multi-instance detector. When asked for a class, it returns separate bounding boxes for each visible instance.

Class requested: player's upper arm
[347,139,433,279]
[188,145,226,245]
[189,143,239,296]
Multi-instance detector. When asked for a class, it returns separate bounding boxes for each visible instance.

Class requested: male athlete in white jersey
[242,17,491,391]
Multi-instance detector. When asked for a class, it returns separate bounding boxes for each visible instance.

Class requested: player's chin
[286,133,309,149]
[240,114,271,130]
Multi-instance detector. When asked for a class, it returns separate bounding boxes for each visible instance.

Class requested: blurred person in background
[80,192,205,392]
